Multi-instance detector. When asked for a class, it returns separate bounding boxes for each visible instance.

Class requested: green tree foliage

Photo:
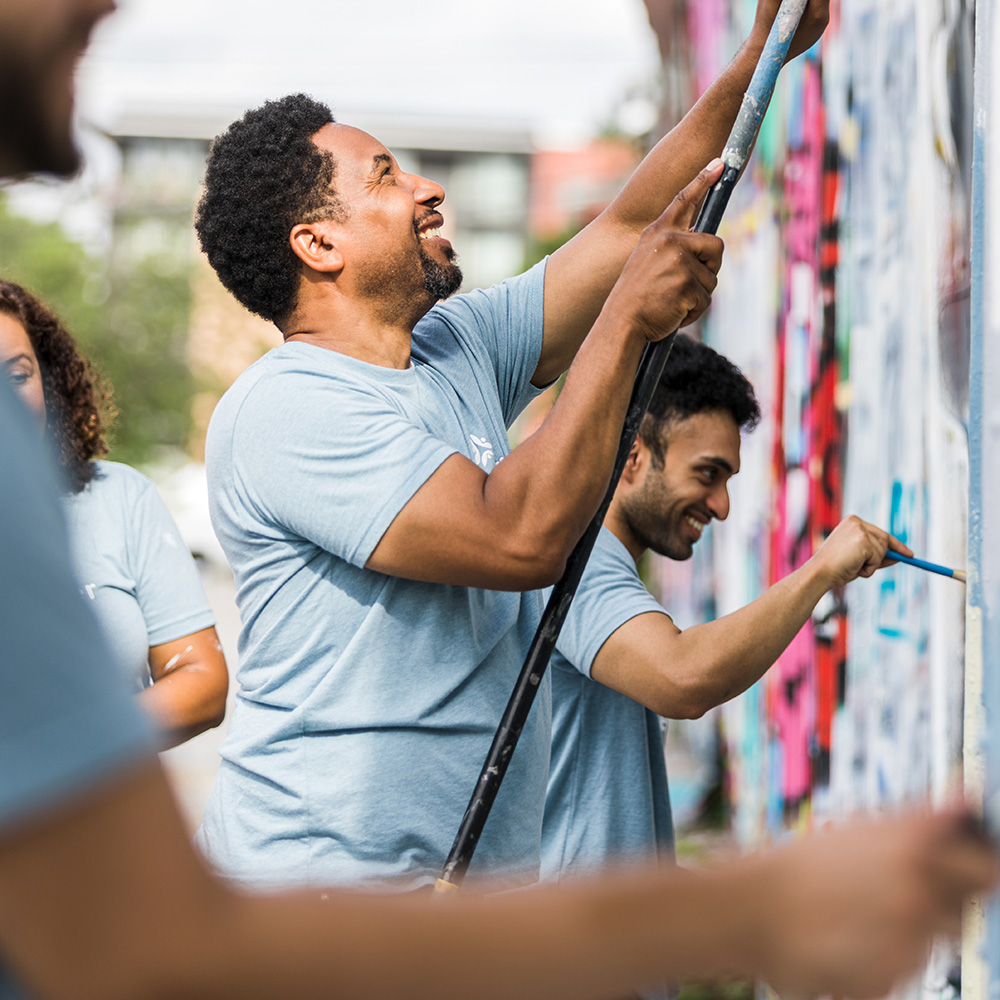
[0,198,194,465]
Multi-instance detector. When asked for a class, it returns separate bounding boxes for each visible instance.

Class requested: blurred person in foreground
[0,278,228,747]
[0,2,995,1000]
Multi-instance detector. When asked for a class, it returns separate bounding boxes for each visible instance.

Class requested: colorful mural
[652,0,981,989]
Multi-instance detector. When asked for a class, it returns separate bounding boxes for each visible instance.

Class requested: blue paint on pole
[969,0,999,989]
[722,0,809,172]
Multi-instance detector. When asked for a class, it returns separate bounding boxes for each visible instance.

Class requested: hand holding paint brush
[811,517,967,584]
[807,515,914,590]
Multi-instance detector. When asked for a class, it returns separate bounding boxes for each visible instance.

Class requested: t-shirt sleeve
[128,477,216,646]
[0,387,154,830]
[554,530,670,680]
[431,258,547,425]
[230,374,458,568]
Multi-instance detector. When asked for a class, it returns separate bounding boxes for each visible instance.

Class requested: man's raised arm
[367,165,723,590]
[534,0,830,387]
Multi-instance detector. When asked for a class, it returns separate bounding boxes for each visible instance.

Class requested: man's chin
[13,143,80,178]
[420,248,463,301]
[0,89,80,177]
[649,538,695,562]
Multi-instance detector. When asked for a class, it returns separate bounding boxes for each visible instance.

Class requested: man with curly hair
[193,102,725,892]
[541,335,908,886]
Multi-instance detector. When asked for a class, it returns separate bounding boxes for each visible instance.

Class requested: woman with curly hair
[0,278,228,747]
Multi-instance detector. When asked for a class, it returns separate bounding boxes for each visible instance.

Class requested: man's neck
[284,324,412,369]
[284,295,432,370]
[604,503,646,564]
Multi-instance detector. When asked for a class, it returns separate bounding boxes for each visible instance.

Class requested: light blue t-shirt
[0,385,154,1000]
[63,461,215,692]
[541,526,675,881]
[199,262,550,891]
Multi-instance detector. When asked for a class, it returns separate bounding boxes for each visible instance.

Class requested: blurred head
[0,0,116,177]
[196,93,461,331]
[0,280,110,491]
[617,334,760,560]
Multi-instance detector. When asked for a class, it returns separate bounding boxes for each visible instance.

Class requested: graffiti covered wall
[652,0,980,989]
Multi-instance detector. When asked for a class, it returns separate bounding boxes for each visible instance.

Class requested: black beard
[418,240,462,300]
[0,71,80,177]
[619,485,697,562]
[354,239,463,328]
[0,8,96,179]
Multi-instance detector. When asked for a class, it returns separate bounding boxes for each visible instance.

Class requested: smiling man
[542,335,909,882]
[195,96,729,891]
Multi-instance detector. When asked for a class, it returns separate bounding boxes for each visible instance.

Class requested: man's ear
[289,221,344,274]
[620,436,649,487]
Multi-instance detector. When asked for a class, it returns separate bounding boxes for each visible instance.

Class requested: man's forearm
[0,761,755,1000]
[537,37,762,384]
[607,40,762,235]
[671,557,831,713]
[3,763,991,1000]
[221,864,754,1000]
[609,0,832,235]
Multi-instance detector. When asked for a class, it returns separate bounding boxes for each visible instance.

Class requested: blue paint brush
[889,551,967,583]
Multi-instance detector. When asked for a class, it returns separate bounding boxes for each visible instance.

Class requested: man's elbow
[497,530,570,590]
[654,694,710,721]
[503,548,567,590]
[648,674,716,720]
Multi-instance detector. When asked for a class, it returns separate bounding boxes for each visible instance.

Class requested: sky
[5,0,659,247]
[78,0,662,147]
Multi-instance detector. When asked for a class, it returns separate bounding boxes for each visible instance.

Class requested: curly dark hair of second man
[0,279,111,493]
[195,93,346,327]
[642,333,761,466]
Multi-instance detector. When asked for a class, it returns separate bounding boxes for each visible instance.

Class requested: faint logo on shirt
[82,583,97,600]
[470,434,495,471]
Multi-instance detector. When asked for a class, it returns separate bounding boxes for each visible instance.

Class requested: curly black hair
[642,333,760,465]
[0,280,112,493]
[195,93,346,327]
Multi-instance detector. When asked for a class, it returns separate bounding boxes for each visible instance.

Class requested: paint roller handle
[694,0,810,235]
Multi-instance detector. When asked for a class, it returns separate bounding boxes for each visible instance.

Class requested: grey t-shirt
[63,461,215,692]
[199,262,550,891]
[0,384,154,999]
[541,527,674,880]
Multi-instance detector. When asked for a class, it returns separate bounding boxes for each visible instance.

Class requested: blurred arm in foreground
[0,755,993,1000]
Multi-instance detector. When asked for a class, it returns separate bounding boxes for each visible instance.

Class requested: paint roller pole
[435,0,811,894]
